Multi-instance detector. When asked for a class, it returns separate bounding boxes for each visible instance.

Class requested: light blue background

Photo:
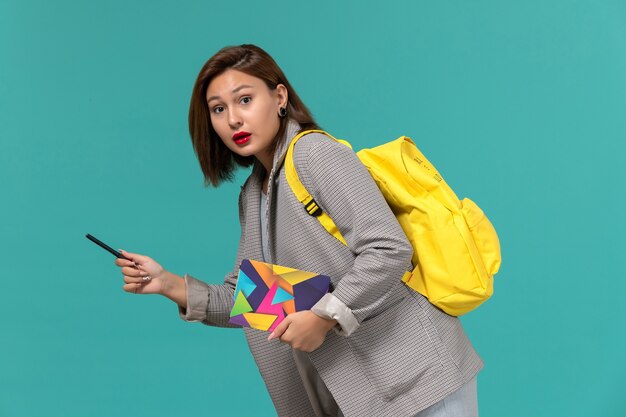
[2,1,624,416]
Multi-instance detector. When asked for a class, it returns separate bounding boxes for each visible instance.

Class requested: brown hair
[188,44,320,187]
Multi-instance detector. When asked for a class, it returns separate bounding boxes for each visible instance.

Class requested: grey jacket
[179,119,483,417]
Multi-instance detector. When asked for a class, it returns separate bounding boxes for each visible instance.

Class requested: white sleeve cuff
[311,293,360,337]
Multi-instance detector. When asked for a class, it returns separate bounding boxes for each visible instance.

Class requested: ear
[275,83,288,108]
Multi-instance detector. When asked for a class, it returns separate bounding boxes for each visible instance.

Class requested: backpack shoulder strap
[283,129,351,246]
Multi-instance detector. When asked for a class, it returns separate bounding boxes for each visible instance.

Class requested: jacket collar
[243,118,301,263]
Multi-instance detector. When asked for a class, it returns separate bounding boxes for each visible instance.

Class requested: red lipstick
[232,131,251,145]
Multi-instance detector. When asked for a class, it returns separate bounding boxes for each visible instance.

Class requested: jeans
[412,376,479,417]
[336,377,478,417]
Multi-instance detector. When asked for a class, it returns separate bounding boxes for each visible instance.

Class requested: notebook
[228,259,331,332]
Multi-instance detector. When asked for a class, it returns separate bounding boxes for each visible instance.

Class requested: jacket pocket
[346,296,443,401]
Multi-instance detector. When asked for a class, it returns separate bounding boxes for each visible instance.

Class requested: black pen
[85,233,131,261]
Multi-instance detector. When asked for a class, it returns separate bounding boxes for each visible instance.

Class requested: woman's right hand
[114,249,167,295]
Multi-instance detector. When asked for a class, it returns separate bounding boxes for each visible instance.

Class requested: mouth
[232,131,251,145]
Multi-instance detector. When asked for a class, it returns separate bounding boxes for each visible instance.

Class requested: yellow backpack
[284,130,502,316]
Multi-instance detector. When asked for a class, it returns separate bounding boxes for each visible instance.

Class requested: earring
[279,107,287,117]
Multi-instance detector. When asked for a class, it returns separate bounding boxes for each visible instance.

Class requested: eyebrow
[206,84,254,103]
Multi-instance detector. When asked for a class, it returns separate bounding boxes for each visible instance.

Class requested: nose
[228,107,243,129]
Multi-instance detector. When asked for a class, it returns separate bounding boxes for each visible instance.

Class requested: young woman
[115,44,483,417]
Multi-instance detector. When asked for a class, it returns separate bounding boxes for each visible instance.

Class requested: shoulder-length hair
[188,44,320,187]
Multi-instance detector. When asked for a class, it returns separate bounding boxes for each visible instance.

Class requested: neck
[255,118,299,186]
[256,150,273,196]
[256,150,274,175]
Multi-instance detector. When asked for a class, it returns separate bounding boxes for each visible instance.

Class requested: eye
[240,96,252,104]
[212,105,224,114]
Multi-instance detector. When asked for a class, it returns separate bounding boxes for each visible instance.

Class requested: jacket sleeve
[293,133,414,334]
[177,185,248,328]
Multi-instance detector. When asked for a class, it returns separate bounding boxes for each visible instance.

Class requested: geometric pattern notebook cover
[228,259,331,332]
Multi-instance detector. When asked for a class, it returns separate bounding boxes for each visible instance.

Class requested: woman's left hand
[268,311,337,352]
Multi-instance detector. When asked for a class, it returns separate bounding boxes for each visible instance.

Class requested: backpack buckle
[304,199,323,217]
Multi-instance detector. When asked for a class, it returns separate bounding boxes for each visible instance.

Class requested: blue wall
[2,1,625,416]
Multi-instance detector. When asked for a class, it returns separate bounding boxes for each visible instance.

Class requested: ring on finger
[142,275,152,281]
